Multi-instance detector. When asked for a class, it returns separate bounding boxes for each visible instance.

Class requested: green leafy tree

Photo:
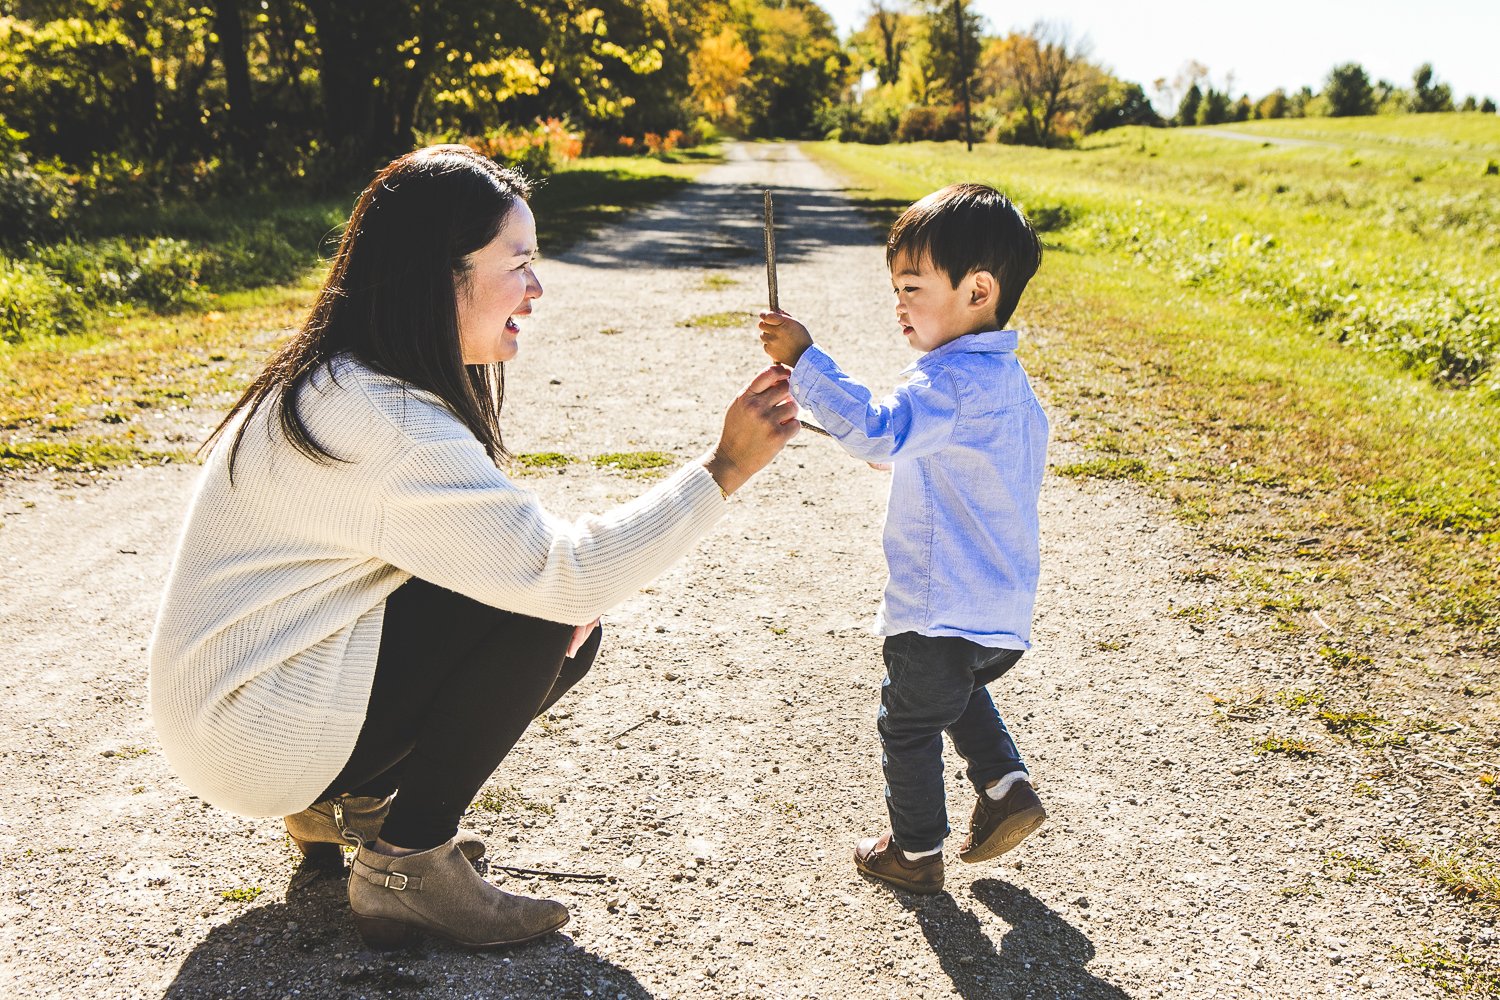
[1176,82,1202,126]
[916,0,983,108]
[1254,90,1287,119]
[1196,87,1231,125]
[1482,98,1497,114]
[1084,80,1163,132]
[734,0,846,137]
[1324,62,1376,117]
[847,2,913,87]
[1233,94,1252,122]
[1407,62,1454,113]
[977,21,1099,147]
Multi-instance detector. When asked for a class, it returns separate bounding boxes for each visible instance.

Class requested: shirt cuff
[790,343,836,401]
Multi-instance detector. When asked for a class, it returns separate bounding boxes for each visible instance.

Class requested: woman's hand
[702,365,800,496]
[758,310,813,367]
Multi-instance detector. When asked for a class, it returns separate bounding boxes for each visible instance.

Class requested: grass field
[808,113,1499,676]
[0,151,716,473]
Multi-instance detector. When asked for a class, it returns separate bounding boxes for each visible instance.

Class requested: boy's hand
[758,310,813,367]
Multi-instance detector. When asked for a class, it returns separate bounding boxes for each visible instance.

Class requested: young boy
[757,183,1048,894]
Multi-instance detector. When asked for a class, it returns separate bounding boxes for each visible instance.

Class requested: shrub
[896,106,961,143]
[0,121,76,249]
[35,237,206,312]
[465,118,584,177]
[0,256,83,342]
[199,222,311,291]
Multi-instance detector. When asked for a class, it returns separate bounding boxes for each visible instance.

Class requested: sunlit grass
[807,132,1500,654]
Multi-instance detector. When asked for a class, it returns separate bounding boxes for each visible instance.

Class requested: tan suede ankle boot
[348,841,569,949]
[283,795,485,866]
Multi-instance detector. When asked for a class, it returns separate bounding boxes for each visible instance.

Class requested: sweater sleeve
[374,437,727,625]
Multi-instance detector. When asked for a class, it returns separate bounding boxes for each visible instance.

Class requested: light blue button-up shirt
[790,330,1049,649]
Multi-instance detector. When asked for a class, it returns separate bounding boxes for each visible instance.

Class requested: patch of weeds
[513,451,574,475]
[1352,780,1380,798]
[1319,642,1373,669]
[1208,539,1264,560]
[1275,880,1322,899]
[1373,481,1499,534]
[1481,774,1499,799]
[533,711,568,737]
[0,440,184,471]
[1177,563,1224,583]
[1254,733,1318,757]
[599,326,622,335]
[753,793,803,819]
[698,274,738,290]
[101,745,152,759]
[1397,943,1500,998]
[1409,842,1500,908]
[221,886,264,903]
[472,785,555,817]
[1173,497,1216,524]
[1170,603,1217,625]
[767,625,788,636]
[1318,706,1407,748]
[1209,690,1267,721]
[1052,456,1156,482]
[1274,687,1326,710]
[679,310,753,330]
[1095,639,1125,651]
[593,451,675,475]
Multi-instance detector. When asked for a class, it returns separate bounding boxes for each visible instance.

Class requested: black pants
[318,577,601,850]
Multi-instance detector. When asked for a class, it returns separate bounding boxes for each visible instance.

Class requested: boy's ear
[968,270,999,309]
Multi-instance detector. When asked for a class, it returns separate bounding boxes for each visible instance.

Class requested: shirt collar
[903,329,1018,374]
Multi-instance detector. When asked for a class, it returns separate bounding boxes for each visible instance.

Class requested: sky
[814,0,1500,108]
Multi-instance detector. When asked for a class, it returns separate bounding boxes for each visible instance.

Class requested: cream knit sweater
[149,355,727,817]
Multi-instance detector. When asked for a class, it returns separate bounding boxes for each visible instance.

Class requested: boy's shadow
[900,878,1129,1000]
[161,860,655,999]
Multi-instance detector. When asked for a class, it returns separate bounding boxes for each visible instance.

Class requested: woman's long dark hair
[207,145,531,477]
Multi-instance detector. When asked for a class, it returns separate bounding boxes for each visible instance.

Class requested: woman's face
[456,199,542,365]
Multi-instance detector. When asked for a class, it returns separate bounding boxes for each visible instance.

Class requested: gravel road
[0,142,1487,999]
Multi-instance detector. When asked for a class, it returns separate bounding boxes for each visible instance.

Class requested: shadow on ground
[161,861,653,1000]
[556,181,899,273]
[900,878,1129,999]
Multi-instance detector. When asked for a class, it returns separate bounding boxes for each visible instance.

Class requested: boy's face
[889,251,994,353]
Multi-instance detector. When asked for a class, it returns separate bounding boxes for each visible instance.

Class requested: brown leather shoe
[959,778,1047,864]
[853,832,944,894]
[284,795,485,868]
[349,840,569,949]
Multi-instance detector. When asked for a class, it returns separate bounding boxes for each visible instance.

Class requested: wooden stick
[764,189,779,312]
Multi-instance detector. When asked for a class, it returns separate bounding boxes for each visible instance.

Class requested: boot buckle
[384,872,410,890]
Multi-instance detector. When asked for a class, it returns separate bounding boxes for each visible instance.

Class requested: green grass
[512,451,576,474]
[471,785,555,817]
[592,450,676,474]
[806,120,1500,659]
[1253,734,1318,757]
[679,310,755,330]
[220,886,264,903]
[1398,943,1500,998]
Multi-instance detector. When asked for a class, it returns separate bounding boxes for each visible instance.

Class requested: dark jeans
[878,632,1026,853]
[318,577,601,850]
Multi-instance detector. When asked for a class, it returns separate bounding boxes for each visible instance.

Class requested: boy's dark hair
[886,182,1042,329]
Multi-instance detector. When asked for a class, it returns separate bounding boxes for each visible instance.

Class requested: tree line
[1,0,1494,210]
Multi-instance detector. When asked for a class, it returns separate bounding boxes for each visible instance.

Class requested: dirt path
[0,143,1485,999]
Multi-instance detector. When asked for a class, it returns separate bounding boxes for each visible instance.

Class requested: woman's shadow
[900,878,1130,1000]
[161,859,655,999]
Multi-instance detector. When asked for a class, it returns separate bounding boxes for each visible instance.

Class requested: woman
[149,145,798,950]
